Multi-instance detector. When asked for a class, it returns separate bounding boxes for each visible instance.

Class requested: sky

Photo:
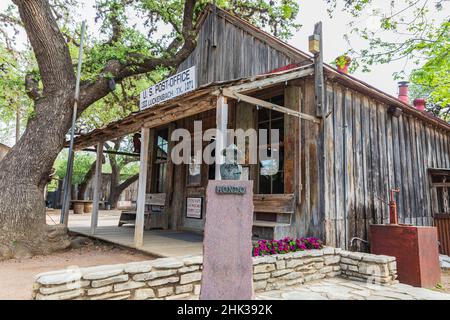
[0,0,441,146]
[292,0,411,95]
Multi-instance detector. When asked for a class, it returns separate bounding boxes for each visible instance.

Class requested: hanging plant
[335,55,352,73]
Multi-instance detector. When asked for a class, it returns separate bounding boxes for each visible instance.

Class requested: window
[430,169,450,214]
[257,95,284,194]
[153,128,169,193]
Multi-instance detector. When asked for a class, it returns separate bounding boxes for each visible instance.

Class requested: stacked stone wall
[33,247,397,300]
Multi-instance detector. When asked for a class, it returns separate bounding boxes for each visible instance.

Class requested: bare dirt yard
[0,236,154,300]
[438,269,450,293]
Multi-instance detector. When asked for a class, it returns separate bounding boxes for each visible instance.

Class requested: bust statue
[220,144,242,180]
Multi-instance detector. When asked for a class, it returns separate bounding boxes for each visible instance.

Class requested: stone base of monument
[200,180,254,300]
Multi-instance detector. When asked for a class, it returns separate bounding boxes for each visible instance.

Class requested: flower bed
[252,237,324,257]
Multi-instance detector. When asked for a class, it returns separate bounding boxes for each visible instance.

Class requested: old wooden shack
[70,5,450,252]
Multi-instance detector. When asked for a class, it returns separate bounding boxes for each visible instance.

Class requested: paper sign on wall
[186,197,202,219]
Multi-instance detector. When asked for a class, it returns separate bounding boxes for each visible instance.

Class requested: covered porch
[63,64,318,252]
[48,209,203,257]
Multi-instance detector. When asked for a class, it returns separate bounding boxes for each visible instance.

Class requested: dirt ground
[0,239,153,300]
[438,269,450,293]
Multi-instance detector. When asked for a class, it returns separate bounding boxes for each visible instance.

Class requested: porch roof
[71,64,315,150]
[71,61,450,150]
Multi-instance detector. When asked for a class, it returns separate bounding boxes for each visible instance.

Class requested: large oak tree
[0,0,300,259]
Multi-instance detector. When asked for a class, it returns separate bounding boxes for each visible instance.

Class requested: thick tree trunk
[0,0,198,260]
[78,160,97,199]
[108,174,139,209]
[0,94,73,258]
[108,163,120,209]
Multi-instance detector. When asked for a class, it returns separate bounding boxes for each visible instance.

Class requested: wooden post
[135,127,150,248]
[90,141,103,235]
[61,150,75,226]
[215,94,228,180]
[165,124,176,230]
[313,22,325,117]
[284,85,302,201]
[312,21,328,243]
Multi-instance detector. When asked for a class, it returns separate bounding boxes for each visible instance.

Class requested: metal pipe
[389,188,400,224]
[350,237,369,247]
[60,21,87,225]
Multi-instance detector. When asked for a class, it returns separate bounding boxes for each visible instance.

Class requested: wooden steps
[252,194,295,239]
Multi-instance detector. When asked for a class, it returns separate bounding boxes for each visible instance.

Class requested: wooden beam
[164,123,176,230]
[81,148,139,157]
[143,98,216,129]
[90,142,103,235]
[222,88,320,124]
[431,183,450,188]
[134,127,150,248]
[313,22,325,117]
[72,90,215,150]
[216,67,314,95]
[216,95,228,180]
[285,85,303,205]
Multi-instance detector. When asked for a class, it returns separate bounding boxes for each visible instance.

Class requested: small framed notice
[186,197,203,219]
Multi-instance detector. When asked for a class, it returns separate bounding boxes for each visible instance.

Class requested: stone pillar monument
[200,179,254,299]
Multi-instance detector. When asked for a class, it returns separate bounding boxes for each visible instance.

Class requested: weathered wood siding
[323,81,450,250]
[177,10,300,86]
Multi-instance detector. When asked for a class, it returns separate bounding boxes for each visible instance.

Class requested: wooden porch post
[215,94,228,180]
[135,127,150,248]
[61,150,75,226]
[90,141,103,235]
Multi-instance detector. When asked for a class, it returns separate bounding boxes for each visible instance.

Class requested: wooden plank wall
[177,11,296,87]
[323,81,450,250]
[286,79,325,241]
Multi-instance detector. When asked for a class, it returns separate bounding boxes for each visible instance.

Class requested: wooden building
[71,5,450,251]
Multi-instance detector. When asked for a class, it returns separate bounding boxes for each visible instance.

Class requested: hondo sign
[139,66,197,110]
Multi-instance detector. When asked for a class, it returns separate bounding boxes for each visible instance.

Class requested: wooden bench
[252,194,295,240]
[118,193,166,230]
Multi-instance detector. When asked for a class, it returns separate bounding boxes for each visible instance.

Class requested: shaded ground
[437,269,450,293]
[47,209,203,258]
[0,238,154,300]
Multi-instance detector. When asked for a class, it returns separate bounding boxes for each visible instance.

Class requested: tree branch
[12,0,76,94]
[79,0,199,112]
[116,173,139,195]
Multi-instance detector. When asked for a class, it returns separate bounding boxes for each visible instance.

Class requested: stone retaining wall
[32,256,203,300]
[339,250,397,284]
[252,246,342,291]
[32,247,397,300]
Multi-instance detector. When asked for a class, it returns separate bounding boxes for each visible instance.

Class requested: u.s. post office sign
[139,66,196,110]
